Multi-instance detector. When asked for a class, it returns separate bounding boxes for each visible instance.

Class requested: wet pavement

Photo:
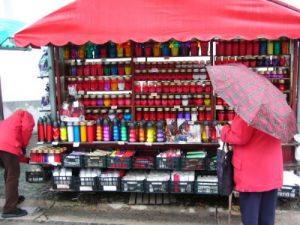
[0,135,299,224]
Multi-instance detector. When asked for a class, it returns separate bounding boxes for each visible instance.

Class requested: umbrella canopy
[15,0,300,47]
[0,18,26,49]
[206,64,297,142]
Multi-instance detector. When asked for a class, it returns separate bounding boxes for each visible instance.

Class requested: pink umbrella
[206,64,297,142]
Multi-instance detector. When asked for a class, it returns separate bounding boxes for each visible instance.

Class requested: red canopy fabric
[15,0,300,47]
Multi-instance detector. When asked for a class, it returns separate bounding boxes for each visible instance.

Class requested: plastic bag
[39,49,49,77]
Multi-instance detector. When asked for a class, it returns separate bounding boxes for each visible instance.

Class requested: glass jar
[157,108,163,120]
[111,77,118,91]
[196,82,204,93]
[98,77,104,90]
[92,109,100,120]
[168,95,174,106]
[204,81,212,92]
[111,95,117,106]
[191,108,198,122]
[184,108,191,121]
[103,95,111,107]
[182,95,189,106]
[136,108,142,121]
[278,79,286,92]
[156,82,162,93]
[141,95,147,106]
[177,108,184,119]
[175,95,181,105]
[90,77,98,91]
[143,108,150,121]
[118,77,125,91]
[104,78,111,91]
[195,94,204,106]
[118,94,125,106]
[96,95,103,106]
[125,61,131,75]
[183,81,190,93]
[205,107,212,121]
[198,107,205,121]
[164,107,170,121]
[135,94,141,105]
[169,82,176,93]
[203,94,211,106]
[170,108,177,120]
[84,77,91,91]
[162,82,170,93]
[125,94,131,106]
[90,94,97,106]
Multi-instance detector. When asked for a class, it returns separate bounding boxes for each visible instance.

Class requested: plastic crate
[278,186,300,198]
[52,176,74,190]
[121,180,145,192]
[132,156,155,169]
[145,181,170,193]
[73,177,97,191]
[195,181,218,195]
[26,171,51,183]
[84,155,107,168]
[96,177,121,191]
[107,156,132,169]
[170,181,194,193]
[181,157,206,170]
[62,154,84,168]
[156,157,181,170]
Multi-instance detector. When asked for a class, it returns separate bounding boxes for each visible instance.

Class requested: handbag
[217,142,234,196]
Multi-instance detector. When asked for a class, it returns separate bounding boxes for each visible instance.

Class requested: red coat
[0,110,35,161]
[221,115,283,192]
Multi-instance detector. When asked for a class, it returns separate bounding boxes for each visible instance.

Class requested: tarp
[15,0,300,47]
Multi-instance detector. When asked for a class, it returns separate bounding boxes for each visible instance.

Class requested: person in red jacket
[0,110,35,219]
[221,114,283,225]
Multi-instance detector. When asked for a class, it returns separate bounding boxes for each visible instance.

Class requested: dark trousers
[239,189,278,225]
[0,151,20,213]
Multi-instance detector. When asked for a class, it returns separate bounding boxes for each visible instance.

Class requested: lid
[93,109,99,113]
[80,121,86,126]
[97,94,103,98]
[157,108,163,111]
[150,108,155,112]
[171,108,177,112]
[73,121,80,126]
[164,107,170,111]
[136,108,142,112]
[144,108,149,111]
[184,107,190,112]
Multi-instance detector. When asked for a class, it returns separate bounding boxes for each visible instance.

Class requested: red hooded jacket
[0,110,35,162]
[221,115,283,192]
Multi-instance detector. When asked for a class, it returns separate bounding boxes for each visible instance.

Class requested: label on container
[73,142,80,147]
[103,186,117,191]
[80,186,93,191]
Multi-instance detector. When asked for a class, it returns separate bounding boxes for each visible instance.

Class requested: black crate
[52,176,75,190]
[62,154,84,168]
[278,186,300,198]
[84,155,107,168]
[121,180,145,192]
[107,156,132,169]
[26,171,51,183]
[73,177,97,191]
[132,156,155,169]
[170,181,194,193]
[181,157,206,170]
[195,181,218,195]
[96,177,121,191]
[156,157,181,170]
[145,181,170,193]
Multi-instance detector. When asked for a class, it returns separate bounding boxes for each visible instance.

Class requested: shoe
[17,195,25,204]
[2,208,28,218]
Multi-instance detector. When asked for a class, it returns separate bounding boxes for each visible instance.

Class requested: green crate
[278,186,299,198]
[195,181,218,195]
[121,180,145,192]
[107,156,132,169]
[84,155,107,168]
[145,181,170,193]
[170,181,194,193]
[181,157,206,170]
[26,171,51,183]
[156,157,181,170]
[62,154,84,168]
[96,177,121,192]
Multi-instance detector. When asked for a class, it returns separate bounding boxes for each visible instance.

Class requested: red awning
[15,0,300,47]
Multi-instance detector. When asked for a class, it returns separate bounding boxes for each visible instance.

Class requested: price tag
[73,142,80,147]
[111,106,117,109]
[52,141,59,146]
[103,186,117,191]
[118,141,125,145]
[178,141,187,144]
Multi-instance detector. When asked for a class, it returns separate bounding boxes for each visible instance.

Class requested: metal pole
[47,46,57,121]
[297,41,300,132]
[0,76,4,120]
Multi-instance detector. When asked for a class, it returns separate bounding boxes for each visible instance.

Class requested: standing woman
[0,110,35,218]
[221,114,283,225]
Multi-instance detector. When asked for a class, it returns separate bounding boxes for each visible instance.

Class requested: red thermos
[37,117,45,142]
[52,121,60,141]
[46,117,53,143]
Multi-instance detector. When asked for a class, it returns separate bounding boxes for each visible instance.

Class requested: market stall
[15,0,300,198]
